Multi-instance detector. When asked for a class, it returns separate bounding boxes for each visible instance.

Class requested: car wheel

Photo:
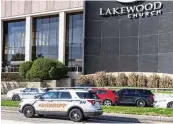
[23,106,35,118]
[69,108,83,122]
[136,99,146,107]
[103,99,112,106]
[167,102,173,108]
[12,95,20,101]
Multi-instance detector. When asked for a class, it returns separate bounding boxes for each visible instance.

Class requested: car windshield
[76,92,99,99]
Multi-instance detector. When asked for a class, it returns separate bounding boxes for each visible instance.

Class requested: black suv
[117,89,154,107]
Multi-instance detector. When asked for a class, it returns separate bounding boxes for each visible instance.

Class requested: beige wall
[1,0,83,18]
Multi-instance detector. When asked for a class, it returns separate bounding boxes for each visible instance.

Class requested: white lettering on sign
[99,2,163,19]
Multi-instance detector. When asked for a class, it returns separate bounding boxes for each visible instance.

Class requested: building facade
[1,0,83,79]
[84,1,173,74]
[1,1,173,79]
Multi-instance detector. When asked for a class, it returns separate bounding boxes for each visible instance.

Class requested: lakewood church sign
[99,1,163,19]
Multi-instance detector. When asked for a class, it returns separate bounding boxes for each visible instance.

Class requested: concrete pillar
[58,12,66,64]
[1,20,3,72]
[25,16,32,61]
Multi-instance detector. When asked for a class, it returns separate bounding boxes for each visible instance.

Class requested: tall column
[25,16,32,61]
[1,20,3,72]
[58,12,66,64]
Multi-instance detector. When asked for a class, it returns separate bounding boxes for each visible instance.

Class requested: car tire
[69,108,83,122]
[136,99,146,107]
[103,99,112,106]
[167,101,173,108]
[23,106,35,118]
[12,95,20,101]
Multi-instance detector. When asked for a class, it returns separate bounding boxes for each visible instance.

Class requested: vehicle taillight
[150,95,154,100]
[87,100,95,105]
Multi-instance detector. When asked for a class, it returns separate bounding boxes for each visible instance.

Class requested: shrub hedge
[2,58,67,82]
[27,58,67,80]
[19,61,33,79]
[77,72,173,88]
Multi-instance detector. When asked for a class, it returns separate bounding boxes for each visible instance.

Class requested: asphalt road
[1,109,172,124]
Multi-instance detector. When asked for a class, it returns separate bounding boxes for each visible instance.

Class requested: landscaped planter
[1,81,27,94]
[43,78,72,88]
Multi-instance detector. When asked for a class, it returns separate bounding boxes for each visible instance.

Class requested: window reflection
[2,20,26,72]
[32,16,59,60]
[66,12,83,72]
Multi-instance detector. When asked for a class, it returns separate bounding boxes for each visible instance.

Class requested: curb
[101,113,173,122]
[2,106,173,122]
[1,106,19,111]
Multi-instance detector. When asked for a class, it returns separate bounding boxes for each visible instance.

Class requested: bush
[77,75,95,84]
[76,72,173,88]
[94,71,108,87]
[107,74,117,86]
[1,73,23,82]
[28,58,67,80]
[116,73,127,86]
[49,61,68,80]
[159,75,173,88]
[147,74,160,88]
[127,73,138,87]
[26,70,32,80]
[19,61,33,79]
[137,73,147,87]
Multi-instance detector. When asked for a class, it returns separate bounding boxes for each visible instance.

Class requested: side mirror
[34,95,42,99]
[39,96,44,100]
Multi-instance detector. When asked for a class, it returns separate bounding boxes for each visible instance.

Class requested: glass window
[32,16,59,60]
[31,88,39,93]
[123,89,135,95]
[58,92,72,99]
[2,20,26,72]
[42,92,58,99]
[65,12,83,72]
[135,89,153,95]
[97,90,107,94]
[23,88,31,92]
[76,92,98,99]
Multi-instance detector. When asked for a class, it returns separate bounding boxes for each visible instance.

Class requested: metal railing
[1,66,20,72]
[1,66,82,73]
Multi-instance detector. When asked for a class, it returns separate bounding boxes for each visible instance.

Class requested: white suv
[7,88,45,101]
[19,89,103,122]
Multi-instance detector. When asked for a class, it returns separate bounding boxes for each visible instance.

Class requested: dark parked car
[117,89,154,107]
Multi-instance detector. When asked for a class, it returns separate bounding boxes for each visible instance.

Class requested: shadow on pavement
[33,115,141,123]
[94,115,141,123]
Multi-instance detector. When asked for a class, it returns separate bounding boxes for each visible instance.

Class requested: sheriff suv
[19,89,103,122]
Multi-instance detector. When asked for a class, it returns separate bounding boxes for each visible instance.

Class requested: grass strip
[1,100,20,107]
[103,106,173,117]
[1,100,173,117]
